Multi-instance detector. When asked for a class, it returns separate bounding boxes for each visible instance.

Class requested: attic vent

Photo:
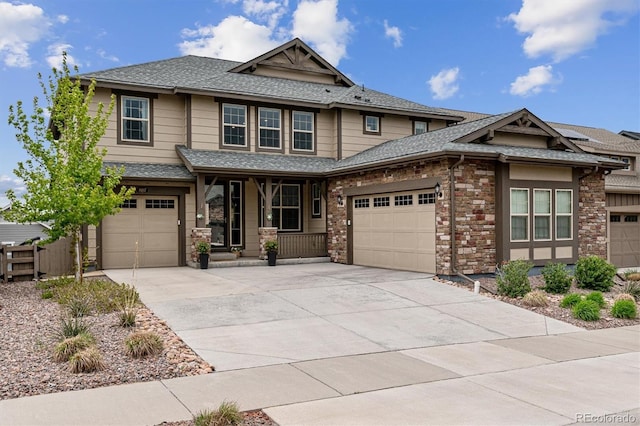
[354,95,362,100]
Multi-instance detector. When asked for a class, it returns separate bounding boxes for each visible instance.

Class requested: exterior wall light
[337,194,343,206]
[434,183,441,197]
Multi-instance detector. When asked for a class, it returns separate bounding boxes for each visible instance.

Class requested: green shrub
[194,401,242,426]
[575,256,616,292]
[55,279,138,314]
[66,294,93,317]
[496,259,533,298]
[541,262,573,294]
[41,289,54,299]
[572,300,601,321]
[522,290,549,307]
[53,332,95,362]
[585,291,607,309]
[124,331,163,358]
[36,276,75,291]
[560,293,583,308]
[611,299,638,319]
[622,281,640,302]
[58,316,90,339]
[69,347,105,373]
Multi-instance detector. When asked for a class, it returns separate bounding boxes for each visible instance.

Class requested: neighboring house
[0,206,49,246]
[78,38,624,275]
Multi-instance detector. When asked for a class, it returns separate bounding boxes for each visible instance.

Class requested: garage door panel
[610,214,639,268]
[102,196,178,269]
[352,191,436,274]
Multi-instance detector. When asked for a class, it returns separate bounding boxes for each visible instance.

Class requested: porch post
[196,173,206,228]
[265,176,273,227]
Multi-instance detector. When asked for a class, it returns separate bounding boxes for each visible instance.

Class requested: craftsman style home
[80,38,627,275]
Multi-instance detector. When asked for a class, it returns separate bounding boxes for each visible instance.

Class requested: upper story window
[222,103,247,147]
[364,115,381,135]
[414,121,428,135]
[258,107,281,150]
[292,111,314,152]
[610,155,632,171]
[119,95,153,145]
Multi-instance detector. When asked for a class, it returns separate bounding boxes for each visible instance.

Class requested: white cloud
[509,65,558,96]
[428,67,460,100]
[0,2,51,67]
[508,0,639,62]
[291,0,353,66]
[242,0,288,29]
[46,43,78,69]
[57,14,69,24]
[96,49,119,63]
[383,20,402,48]
[0,174,25,205]
[179,16,280,61]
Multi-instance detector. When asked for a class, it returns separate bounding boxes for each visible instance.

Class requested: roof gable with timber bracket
[453,109,582,152]
[229,38,354,87]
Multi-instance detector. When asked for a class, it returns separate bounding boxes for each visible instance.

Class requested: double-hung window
[534,189,551,240]
[556,190,572,240]
[364,115,381,135]
[271,184,301,231]
[414,121,428,135]
[510,189,529,241]
[258,107,281,149]
[223,104,247,147]
[292,111,314,151]
[121,96,150,143]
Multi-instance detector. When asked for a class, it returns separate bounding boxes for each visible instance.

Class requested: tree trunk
[71,230,83,283]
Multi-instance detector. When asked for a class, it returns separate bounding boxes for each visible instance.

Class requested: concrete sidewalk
[1,264,638,425]
[1,326,638,425]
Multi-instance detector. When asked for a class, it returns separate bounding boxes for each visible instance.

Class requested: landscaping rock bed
[0,279,213,400]
[437,274,640,330]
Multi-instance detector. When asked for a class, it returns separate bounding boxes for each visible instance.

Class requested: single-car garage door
[352,190,436,273]
[610,213,640,268]
[102,196,179,269]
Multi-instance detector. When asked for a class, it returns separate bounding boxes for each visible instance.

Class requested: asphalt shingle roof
[104,162,195,181]
[82,56,460,119]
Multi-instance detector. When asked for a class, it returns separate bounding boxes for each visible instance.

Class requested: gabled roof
[175,109,622,177]
[80,41,463,121]
[619,130,640,140]
[229,38,354,87]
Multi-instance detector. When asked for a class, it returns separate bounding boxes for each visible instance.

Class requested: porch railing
[277,233,327,258]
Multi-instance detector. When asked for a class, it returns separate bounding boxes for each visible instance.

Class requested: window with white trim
[223,104,247,146]
[414,121,428,135]
[292,111,314,151]
[534,189,551,240]
[258,107,281,149]
[510,189,529,241]
[556,190,572,239]
[364,115,380,134]
[311,183,321,218]
[122,96,149,142]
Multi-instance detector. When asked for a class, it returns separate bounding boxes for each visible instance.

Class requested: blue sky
[1,0,639,206]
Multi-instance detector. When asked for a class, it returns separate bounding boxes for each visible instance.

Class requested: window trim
[117,93,155,146]
[256,107,283,152]
[261,183,303,232]
[220,103,249,151]
[363,114,382,135]
[533,189,552,241]
[555,189,573,240]
[510,188,530,242]
[413,120,428,135]
[311,183,322,218]
[290,110,316,154]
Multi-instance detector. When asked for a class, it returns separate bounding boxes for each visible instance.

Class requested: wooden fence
[0,238,74,283]
[277,233,327,259]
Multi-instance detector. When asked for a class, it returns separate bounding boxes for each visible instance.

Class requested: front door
[206,181,243,250]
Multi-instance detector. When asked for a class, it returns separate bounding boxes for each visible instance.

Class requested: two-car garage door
[352,190,436,273]
[102,196,179,269]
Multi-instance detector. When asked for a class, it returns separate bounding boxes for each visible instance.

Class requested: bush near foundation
[496,259,533,298]
[575,256,616,292]
[541,262,573,294]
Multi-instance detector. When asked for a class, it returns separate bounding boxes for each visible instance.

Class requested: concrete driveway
[105,263,581,371]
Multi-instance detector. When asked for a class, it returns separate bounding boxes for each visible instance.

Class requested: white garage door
[102,196,179,269]
[610,213,640,268]
[352,190,436,273]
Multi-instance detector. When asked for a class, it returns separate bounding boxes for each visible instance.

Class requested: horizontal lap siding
[340,110,412,158]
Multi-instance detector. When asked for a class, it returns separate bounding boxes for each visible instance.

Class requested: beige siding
[341,110,412,158]
[191,95,219,150]
[244,180,260,257]
[315,110,335,158]
[429,119,449,131]
[252,66,336,84]
[87,225,97,263]
[490,133,548,149]
[510,165,573,182]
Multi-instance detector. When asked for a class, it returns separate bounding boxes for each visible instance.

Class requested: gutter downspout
[449,155,484,293]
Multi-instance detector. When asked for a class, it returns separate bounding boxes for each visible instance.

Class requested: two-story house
[79,38,623,276]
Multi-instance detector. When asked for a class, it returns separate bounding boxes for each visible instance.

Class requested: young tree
[5,54,134,281]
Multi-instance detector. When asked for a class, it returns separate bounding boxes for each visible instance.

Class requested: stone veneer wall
[578,170,607,258]
[453,160,497,275]
[258,227,277,260]
[190,228,211,263]
[327,158,497,276]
